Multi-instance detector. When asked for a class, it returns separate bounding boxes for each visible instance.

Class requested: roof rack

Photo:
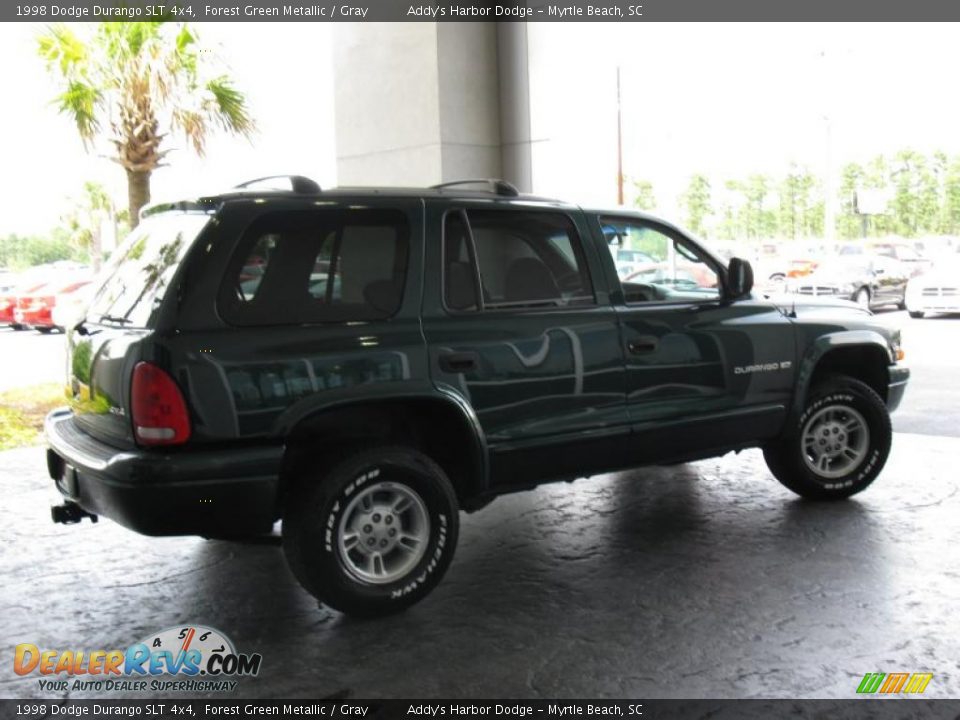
[430,179,520,197]
[140,199,216,220]
[234,175,322,194]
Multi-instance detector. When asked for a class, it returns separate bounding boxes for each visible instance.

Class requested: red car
[1,281,47,329]
[14,280,91,333]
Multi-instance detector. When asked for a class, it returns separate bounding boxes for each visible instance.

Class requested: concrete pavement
[2,431,958,699]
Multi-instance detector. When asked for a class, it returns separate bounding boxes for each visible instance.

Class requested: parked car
[612,248,657,278]
[45,176,909,617]
[839,241,932,276]
[904,245,960,318]
[789,255,909,309]
[26,280,93,333]
[2,279,48,329]
[786,258,820,278]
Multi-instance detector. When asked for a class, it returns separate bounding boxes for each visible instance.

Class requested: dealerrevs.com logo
[14,625,262,693]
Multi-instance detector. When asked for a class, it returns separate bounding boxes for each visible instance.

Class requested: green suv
[44,177,909,616]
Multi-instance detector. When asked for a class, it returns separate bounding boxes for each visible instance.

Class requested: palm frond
[37,24,87,76]
[58,80,102,141]
[205,76,255,137]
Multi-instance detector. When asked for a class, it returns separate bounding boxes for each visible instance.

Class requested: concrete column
[334,23,504,187]
[497,23,533,193]
[332,22,617,206]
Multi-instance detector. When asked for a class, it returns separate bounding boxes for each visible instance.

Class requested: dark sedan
[788,254,909,309]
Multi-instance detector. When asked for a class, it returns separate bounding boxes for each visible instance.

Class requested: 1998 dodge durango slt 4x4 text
[45,177,909,616]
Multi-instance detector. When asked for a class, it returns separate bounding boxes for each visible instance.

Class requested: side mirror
[726,257,754,299]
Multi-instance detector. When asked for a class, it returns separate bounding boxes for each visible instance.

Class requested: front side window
[443,209,594,312]
[221,209,409,325]
[603,217,721,304]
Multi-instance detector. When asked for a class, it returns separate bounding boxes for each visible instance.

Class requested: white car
[904,247,960,318]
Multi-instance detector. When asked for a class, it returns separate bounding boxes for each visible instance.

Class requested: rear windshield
[87,213,209,328]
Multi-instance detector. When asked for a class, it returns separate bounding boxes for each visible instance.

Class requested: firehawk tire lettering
[284,447,459,616]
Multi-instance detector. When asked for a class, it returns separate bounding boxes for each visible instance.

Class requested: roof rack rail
[234,175,322,194]
[430,178,520,197]
[140,199,215,220]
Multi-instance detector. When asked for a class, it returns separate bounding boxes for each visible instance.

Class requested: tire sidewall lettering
[798,389,883,489]
[318,463,450,602]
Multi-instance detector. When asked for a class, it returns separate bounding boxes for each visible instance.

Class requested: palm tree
[62,181,127,272]
[38,22,254,228]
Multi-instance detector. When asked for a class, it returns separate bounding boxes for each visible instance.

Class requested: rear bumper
[44,408,283,537]
[887,364,910,412]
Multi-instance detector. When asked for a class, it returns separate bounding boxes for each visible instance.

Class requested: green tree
[779,165,818,241]
[0,230,77,270]
[728,175,777,239]
[889,150,929,236]
[631,179,657,212]
[837,163,865,240]
[943,155,960,236]
[62,181,126,272]
[38,22,254,227]
[679,174,711,237]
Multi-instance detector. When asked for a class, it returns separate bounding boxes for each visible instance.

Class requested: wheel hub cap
[801,404,870,480]
[337,481,429,585]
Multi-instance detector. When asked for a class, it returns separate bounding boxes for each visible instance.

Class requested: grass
[0,383,67,450]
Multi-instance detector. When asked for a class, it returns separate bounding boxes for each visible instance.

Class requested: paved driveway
[3,432,958,699]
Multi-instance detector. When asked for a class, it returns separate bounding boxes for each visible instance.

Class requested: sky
[1,22,959,235]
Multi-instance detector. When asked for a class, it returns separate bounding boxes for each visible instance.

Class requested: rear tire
[908,310,925,319]
[763,375,891,500]
[853,287,871,308]
[283,445,459,617]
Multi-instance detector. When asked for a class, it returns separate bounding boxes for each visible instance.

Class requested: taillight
[131,362,191,446]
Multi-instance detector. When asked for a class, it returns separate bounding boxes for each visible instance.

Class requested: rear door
[68,213,210,447]
[421,201,628,486]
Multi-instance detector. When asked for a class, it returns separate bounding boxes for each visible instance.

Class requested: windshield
[86,213,210,327]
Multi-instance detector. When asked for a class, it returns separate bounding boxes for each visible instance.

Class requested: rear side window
[220,209,409,325]
[88,213,209,328]
[443,209,594,312]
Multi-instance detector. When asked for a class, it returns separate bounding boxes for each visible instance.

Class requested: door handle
[628,337,658,354]
[439,351,478,373]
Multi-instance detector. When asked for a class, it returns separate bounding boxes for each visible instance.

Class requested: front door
[598,215,796,460]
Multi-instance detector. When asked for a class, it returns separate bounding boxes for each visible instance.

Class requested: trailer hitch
[51,502,98,525]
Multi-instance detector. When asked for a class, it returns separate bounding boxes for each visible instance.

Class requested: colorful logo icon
[857,672,933,694]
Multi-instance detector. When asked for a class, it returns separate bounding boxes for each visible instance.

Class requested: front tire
[764,375,892,500]
[283,446,459,617]
[908,310,925,319]
[853,287,871,308]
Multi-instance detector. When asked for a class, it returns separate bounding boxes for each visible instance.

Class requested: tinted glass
[602,217,720,303]
[221,209,409,325]
[443,212,480,311]
[463,210,594,310]
[87,213,209,327]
